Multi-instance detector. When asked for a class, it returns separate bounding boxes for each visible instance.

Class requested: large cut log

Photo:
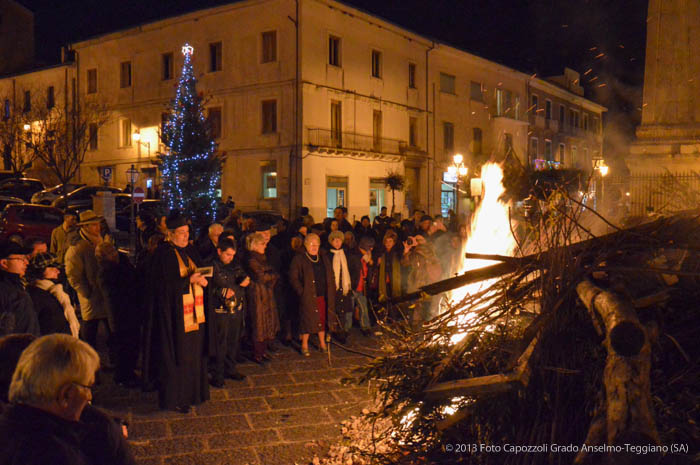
[576,280,661,465]
[576,280,645,357]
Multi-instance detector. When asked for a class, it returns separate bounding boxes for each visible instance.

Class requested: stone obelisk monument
[629,0,700,173]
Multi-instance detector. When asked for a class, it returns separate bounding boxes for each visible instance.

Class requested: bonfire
[331,163,699,465]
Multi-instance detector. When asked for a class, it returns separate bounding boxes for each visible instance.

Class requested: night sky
[20,0,650,158]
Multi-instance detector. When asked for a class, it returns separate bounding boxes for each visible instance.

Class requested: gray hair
[246,232,266,251]
[208,223,223,234]
[304,233,321,247]
[9,334,100,405]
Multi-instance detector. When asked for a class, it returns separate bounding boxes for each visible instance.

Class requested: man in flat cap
[0,241,40,336]
[64,210,108,350]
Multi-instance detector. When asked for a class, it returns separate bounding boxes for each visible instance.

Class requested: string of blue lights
[159,43,222,228]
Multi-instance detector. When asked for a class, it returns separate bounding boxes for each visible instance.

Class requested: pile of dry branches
[346,193,699,465]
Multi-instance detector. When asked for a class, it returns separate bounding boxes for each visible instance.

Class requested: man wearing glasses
[0,241,39,336]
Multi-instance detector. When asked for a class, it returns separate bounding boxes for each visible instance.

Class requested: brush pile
[345,199,699,465]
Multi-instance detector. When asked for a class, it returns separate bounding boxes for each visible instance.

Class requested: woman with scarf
[245,232,279,364]
[26,253,80,337]
[289,233,338,356]
[148,214,212,413]
[327,231,353,332]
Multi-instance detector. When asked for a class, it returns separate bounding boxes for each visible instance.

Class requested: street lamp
[449,153,469,222]
[132,131,151,159]
[126,164,140,255]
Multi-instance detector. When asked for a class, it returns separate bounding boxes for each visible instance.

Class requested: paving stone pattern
[93,339,375,465]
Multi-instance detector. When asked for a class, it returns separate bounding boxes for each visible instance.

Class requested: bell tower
[629,0,700,173]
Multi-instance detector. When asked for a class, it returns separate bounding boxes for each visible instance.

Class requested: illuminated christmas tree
[159,43,221,229]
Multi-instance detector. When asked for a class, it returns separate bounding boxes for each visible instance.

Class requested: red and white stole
[174,249,205,332]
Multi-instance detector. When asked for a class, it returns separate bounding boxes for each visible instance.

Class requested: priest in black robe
[148,214,214,413]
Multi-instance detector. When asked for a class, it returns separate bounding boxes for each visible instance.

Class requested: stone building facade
[1,0,605,221]
[629,0,700,174]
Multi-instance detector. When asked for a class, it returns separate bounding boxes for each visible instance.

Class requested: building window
[330,100,342,146]
[160,112,170,145]
[209,42,222,72]
[545,139,552,161]
[531,94,539,113]
[558,143,565,163]
[3,99,9,120]
[328,35,341,66]
[574,111,580,128]
[120,61,131,88]
[371,50,382,78]
[545,100,552,120]
[496,89,512,116]
[443,121,454,152]
[530,137,538,157]
[440,73,456,94]
[571,146,578,166]
[409,116,418,147]
[408,63,416,89]
[470,81,483,102]
[505,133,514,155]
[261,31,277,63]
[559,105,565,124]
[89,123,98,151]
[473,127,483,155]
[86,69,97,94]
[47,86,55,109]
[593,116,600,133]
[261,161,277,198]
[583,113,589,131]
[120,119,132,147]
[162,52,173,80]
[23,91,30,113]
[261,100,277,134]
[373,110,382,150]
[207,107,222,139]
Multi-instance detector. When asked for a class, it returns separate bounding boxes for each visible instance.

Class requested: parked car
[31,183,85,205]
[0,171,25,183]
[0,178,46,202]
[0,204,64,246]
[0,195,24,211]
[115,199,164,232]
[51,185,122,210]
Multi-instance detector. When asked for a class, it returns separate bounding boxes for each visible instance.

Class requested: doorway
[326,176,348,218]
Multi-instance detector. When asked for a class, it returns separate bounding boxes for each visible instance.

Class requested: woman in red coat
[289,233,339,356]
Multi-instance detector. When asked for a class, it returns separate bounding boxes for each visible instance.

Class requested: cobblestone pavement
[92,335,376,465]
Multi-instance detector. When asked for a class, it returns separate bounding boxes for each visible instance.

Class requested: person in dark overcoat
[245,232,279,364]
[208,237,249,386]
[288,233,339,357]
[95,242,141,387]
[147,215,213,412]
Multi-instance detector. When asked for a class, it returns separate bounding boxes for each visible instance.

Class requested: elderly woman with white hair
[245,232,280,364]
[289,233,339,356]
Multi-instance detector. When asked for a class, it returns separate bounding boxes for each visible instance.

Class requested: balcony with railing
[307,128,424,158]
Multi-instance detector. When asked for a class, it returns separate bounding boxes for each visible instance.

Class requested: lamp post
[126,164,139,255]
[448,153,469,222]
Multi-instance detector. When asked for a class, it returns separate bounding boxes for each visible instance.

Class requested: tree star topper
[182,44,194,56]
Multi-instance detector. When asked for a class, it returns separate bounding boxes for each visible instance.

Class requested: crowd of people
[0,202,470,424]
